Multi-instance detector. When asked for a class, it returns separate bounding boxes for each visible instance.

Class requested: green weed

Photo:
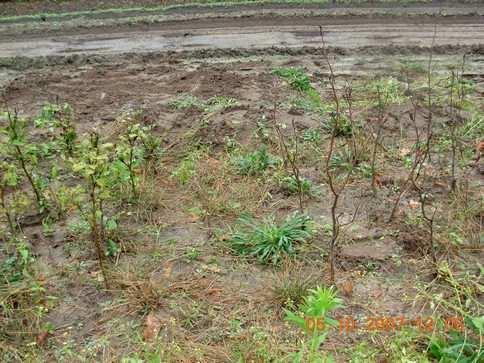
[429,316,483,362]
[273,67,313,93]
[284,286,343,362]
[230,146,280,176]
[274,67,323,112]
[228,212,314,265]
[303,128,322,143]
[169,94,237,114]
[169,94,204,110]
[364,77,408,109]
[277,174,312,196]
[322,114,353,137]
[171,147,208,184]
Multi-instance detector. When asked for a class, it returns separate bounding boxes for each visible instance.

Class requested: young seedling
[116,123,146,200]
[35,102,77,157]
[71,132,114,288]
[285,286,343,362]
[3,110,46,212]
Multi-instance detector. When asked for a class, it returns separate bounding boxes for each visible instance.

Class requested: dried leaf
[143,312,162,342]
[340,280,354,297]
[36,331,49,346]
[408,200,419,209]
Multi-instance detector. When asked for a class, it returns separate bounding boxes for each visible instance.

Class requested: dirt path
[1,15,483,59]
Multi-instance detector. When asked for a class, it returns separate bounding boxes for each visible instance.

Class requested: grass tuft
[230,146,280,176]
[228,212,314,265]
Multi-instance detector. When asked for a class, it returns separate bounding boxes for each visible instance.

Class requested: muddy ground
[0,1,483,362]
[0,0,481,17]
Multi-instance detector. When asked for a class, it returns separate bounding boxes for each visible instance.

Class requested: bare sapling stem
[449,70,457,192]
[419,24,437,171]
[388,83,423,222]
[413,25,439,270]
[274,118,305,214]
[343,82,358,165]
[370,84,388,195]
[0,185,15,235]
[319,26,357,285]
[448,55,467,192]
[89,134,110,289]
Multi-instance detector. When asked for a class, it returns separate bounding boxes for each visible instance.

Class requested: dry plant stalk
[319,26,358,284]
[388,101,423,222]
[0,184,15,235]
[390,27,439,267]
[342,82,359,165]
[273,117,305,214]
[415,25,439,267]
[370,84,389,195]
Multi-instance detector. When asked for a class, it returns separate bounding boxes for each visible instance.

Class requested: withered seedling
[369,80,390,195]
[390,31,439,267]
[388,101,425,222]
[0,164,16,235]
[319,27,359,284]
[414,28,439,267]
[446,55,469,192]
[273,115,305,214]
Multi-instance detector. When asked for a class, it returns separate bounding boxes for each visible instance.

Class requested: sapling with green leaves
[114,122,161,199]
[35,102,77,157]
[71,132,114,288]
[115,123,146,199]
[2,110,47,212]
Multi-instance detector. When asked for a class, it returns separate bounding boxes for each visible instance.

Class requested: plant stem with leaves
[4,111,46,212]
[71,132,114,288]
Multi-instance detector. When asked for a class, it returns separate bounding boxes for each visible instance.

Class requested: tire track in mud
[1,13,484,69]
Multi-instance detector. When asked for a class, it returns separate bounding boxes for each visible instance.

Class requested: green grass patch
[228,212,315,265]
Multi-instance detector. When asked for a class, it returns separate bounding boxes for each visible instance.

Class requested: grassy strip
[0,0,475,24]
